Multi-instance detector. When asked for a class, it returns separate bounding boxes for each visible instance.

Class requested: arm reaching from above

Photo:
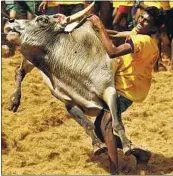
[88,15,133,58]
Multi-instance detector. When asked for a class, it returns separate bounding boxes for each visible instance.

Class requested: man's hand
[38,1,47,12]
[88,15,104,30]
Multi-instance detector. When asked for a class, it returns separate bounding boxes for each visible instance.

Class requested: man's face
[135,12,155,34]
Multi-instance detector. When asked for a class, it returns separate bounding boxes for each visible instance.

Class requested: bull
[4,2,150,174]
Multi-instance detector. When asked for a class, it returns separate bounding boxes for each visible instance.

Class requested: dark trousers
[58,4,84,16]
[45,6,59,15]
[94,94,133,143]
[94,1,113,29]
[117,94,133,117]
[45,4,84,16]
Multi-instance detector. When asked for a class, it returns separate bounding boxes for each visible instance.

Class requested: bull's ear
[64,22,79,32]
[33,14,38,18]
[9,18,16,23]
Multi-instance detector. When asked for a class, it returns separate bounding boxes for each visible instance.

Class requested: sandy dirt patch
[2,52,173,175]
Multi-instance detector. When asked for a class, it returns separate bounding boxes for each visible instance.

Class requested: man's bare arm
[89,15,132,58]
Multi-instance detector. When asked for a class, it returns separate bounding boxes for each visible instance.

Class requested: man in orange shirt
[89,6,164,160]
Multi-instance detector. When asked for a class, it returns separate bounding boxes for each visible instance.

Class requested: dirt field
[2,52,173,175]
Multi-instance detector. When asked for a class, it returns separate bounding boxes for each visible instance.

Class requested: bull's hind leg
[103,87,131,155]
[65,104,107,155]
[9,58,34,112]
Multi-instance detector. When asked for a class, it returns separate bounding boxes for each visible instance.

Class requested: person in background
[17,1,41,20]
[5,1,41,19]
[38,0,85,16]
[112,1,135,31]
[2,1,40,58]
[4,0,17,19]
[91,1,113,29]
[38,0,59,15]
[58,1,85,15]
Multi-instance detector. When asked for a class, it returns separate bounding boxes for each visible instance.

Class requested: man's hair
[145,6,164,28]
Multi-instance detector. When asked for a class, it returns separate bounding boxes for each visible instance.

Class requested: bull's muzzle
[4,19,28,34]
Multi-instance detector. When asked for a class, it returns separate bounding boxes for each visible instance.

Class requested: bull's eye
[44,19,48,24]
[36,16,50,26]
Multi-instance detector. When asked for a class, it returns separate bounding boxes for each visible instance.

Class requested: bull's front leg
[103,87,131,155]
[65,104,107,155]
[9,58,34,112]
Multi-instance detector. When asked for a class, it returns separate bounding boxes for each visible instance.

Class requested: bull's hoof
[136,163,148,175]
[112,130,132,156]
[2,45,10,58]
[93,142,108,156]
[123,144,151,160]
[130,145,151,165]
[8,95,21,112]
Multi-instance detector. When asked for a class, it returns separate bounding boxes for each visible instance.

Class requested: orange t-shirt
[115,34,159,102]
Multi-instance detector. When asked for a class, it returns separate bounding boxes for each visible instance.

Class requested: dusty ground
[2,51,173,175]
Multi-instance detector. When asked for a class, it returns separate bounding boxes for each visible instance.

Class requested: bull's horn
[66,1,95,23]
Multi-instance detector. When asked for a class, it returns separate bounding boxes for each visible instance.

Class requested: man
[89,6,164,159]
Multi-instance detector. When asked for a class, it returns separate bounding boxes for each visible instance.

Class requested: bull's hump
[49,22,112,80]
[45,22,113,98]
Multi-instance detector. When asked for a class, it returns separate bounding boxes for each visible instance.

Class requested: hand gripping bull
[4,2,150,174]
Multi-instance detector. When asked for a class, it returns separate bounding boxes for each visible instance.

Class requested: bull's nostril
[9,18,15,23]
[4,27,12,34]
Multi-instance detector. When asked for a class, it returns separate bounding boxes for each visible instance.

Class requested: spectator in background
[4,0,17,19]
[5,1,41,19]
[91,1,113,29]
[38,1,113,29]
[17,1,41,19]
[2,1,41,58]
[131,0,142,27]
[112,1,134,31]
[38,0,85,16]
[135,1,172,22]
[38,1,59,15]
[56,1,85,16]
[2,1,17,57]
